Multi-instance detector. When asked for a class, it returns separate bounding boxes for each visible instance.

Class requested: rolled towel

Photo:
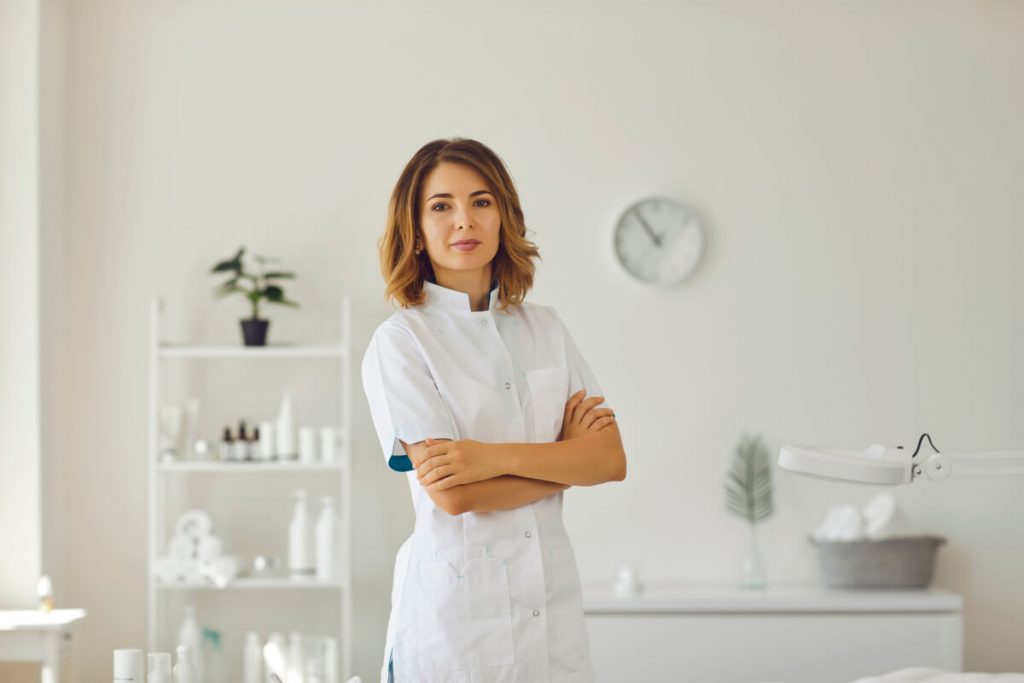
[814,505,866,542]
[862,493,912,539]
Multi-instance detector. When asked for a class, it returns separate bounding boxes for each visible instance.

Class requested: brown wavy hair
[379,138,540,311]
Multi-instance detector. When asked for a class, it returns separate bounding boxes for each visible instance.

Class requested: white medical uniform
[361,280,606,683]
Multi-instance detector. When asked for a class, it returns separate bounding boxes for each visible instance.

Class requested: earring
[414,243,423,254]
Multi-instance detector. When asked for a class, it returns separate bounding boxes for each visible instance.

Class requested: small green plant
[209,246,299,320]
[724,434,774,525]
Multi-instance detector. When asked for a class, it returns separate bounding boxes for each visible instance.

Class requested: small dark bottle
[218,427,233,461]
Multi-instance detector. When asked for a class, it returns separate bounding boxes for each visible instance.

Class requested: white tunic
[361,280,605,683]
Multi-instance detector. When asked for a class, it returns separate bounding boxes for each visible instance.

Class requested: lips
[451,240,481,252]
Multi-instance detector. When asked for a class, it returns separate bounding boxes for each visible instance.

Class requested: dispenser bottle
[288,489,314,577]
[218,427,233,461]
[147,652,172,683]
[177,605,203,681]
[315,496,336,582]
[234,420,250,461]
[173,645,198,683]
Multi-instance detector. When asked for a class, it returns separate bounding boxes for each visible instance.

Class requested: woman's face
[418,162,501,282]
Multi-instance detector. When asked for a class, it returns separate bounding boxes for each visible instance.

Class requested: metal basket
[809,535,946,589]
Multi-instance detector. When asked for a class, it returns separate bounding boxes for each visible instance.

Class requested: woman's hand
[559,390,616,441]
[416,438,505,492]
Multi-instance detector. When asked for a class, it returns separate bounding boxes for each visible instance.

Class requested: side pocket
[526,366,570,442]
[415,547,515,671]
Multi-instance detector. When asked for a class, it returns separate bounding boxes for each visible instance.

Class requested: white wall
[52,0,1023,680]
[0,0,66,680]
[0,0,42,607]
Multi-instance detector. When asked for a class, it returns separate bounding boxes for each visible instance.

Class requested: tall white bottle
[243,632,262,683]
[288,489,314,577]
[315,496,336,582]
[287,632,302,683]
[274,391,296,459]
[173,645,198,683]
[177,605,203,681]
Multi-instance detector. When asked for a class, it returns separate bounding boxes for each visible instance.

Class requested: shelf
[154,577,344,591]
[158,461,345,474]
[158,343,346,359]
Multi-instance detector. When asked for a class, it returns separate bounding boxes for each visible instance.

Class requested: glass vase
[739,522,766,590]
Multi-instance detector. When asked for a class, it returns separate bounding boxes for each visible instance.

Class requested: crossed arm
[399,392,627,516]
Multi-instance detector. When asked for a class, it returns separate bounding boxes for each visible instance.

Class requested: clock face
[613,197,704,286]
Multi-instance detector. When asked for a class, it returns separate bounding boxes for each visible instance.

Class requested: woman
[361,138,627,683]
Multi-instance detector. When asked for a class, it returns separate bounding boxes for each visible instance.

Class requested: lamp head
[778,444,913,485]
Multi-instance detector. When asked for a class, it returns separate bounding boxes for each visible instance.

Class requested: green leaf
[722,434,774,524]
[212,280,246,299]
[210,246,245,274]
[263,272,295,280]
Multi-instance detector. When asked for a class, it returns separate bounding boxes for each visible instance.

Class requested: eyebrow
[425,190,493,202]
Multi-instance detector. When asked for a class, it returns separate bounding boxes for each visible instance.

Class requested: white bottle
[243,632,262,683]
[265,633,286,683]
[323,637,338,683]
[173,645,198,683]
[275,391,296,459]
[287,632,302,683]
[298,426,317,464]
[288,489,314,577]
[114,649,144,682]
[177,605,203,681]
[147,652,172,683]
[315,496,336,582]
[258,421,275,461]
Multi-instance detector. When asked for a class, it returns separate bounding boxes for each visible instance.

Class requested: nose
[452,205,474,230]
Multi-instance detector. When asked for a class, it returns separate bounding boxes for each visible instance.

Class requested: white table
[0,609,86,683]
[583,582,962,683]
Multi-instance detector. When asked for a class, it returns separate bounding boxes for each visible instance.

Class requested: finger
[430,473,461,492]
[581,407,615,429]
[564,390,586,417]
[426,442,449,458]
[422,464,456,487]
[572,396,605,424]
[416,456,448,480]
[589,415,616,431]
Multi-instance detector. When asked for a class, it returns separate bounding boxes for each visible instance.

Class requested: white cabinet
[147,297,353,681]
[583,582,962,683]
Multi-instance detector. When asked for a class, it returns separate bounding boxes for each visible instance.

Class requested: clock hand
[634,210,662,247]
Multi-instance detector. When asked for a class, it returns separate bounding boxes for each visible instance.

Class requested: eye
[474,198,492,207]
[431,202,449,211]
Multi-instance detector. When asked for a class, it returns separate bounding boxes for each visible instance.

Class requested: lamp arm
[916,450,1024,480]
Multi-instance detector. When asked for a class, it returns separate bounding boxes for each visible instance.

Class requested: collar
[422,280,500,313]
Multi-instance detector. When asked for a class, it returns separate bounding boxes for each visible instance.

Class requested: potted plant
[724,433,774,590]
[209,247,299,346]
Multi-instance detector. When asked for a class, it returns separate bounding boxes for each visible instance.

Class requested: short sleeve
[553,309,607,409]
[361,323,457,472]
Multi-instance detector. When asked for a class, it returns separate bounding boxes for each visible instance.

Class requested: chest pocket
[526,366,570,443]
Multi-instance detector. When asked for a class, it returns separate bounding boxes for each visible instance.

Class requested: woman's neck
[434,266,493,312]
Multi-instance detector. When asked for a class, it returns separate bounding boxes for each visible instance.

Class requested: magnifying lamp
[778,433,1024,485]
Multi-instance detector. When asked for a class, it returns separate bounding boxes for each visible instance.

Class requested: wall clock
[613,197,704,286]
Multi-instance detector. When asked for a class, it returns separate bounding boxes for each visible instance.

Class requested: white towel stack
[154,509,239,587]
[813,493,912,542]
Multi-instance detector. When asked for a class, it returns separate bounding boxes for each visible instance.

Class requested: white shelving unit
[147,297,353,681]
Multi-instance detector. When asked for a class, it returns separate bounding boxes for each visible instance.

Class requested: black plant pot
[240,318,270,346]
